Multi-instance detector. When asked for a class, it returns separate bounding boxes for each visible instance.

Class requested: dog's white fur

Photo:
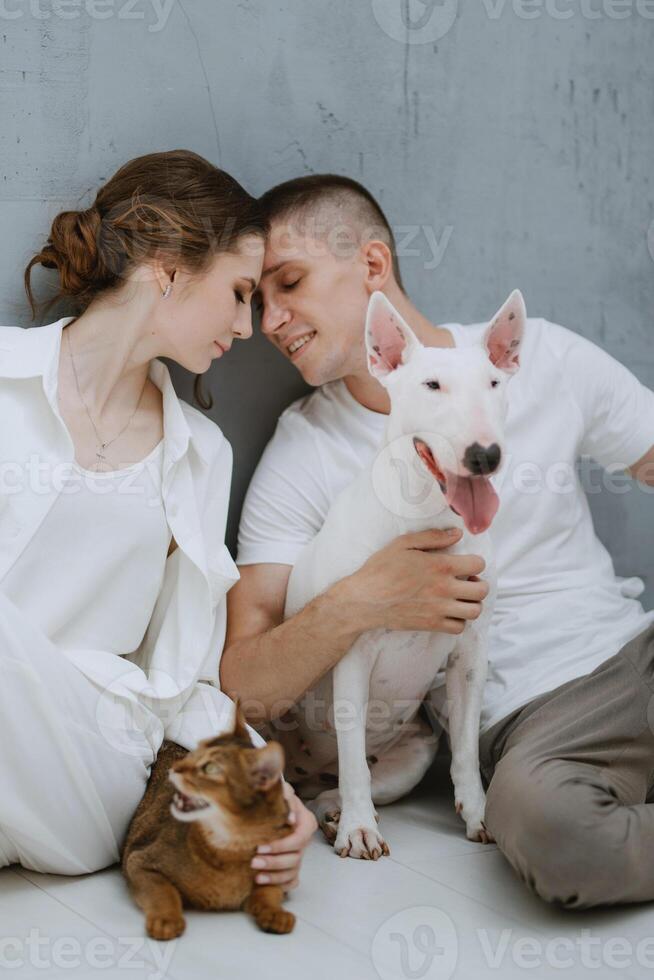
[274,290,524,859]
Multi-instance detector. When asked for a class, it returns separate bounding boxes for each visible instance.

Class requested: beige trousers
[479,621,654,909]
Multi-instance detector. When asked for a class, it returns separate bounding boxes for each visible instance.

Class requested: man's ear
[365,291,421,382]
[362,239,394,290]
[483,289,525,375]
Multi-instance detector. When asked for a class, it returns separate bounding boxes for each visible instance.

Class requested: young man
[221,174,654,908]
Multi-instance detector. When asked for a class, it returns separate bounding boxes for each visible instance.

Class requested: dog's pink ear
[365,291,421,382]
[483,289,525,375]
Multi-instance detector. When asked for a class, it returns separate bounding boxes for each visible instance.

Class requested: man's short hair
[258,174,405,292]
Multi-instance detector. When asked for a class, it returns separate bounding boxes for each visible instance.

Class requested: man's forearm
[220,579,370,721]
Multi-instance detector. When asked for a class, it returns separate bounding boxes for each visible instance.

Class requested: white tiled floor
[1,751,653,980]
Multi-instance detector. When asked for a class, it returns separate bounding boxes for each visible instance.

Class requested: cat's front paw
[146,912,185,940]
[255,907,296,934]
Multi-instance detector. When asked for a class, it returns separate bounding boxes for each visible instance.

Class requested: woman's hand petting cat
[250,782,318,891]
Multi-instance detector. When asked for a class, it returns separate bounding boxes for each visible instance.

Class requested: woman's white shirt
[0,316,264,759]
[2,440,171,654]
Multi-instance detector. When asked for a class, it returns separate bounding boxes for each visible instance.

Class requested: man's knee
[485,754,619,908]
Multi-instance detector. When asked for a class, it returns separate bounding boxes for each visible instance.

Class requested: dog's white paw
[334,823,390,860]
[462,812,494,845]
[454,789,494,844]
[319,806,341,844]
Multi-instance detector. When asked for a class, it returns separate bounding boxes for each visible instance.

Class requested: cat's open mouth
[172,790,210,814]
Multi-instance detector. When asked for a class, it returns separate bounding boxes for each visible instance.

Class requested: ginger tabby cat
[121,701,295,938]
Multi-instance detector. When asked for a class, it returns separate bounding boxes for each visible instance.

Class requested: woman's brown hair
[24,149,268,410]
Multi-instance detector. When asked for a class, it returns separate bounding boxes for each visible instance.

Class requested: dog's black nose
[463,442,502,475]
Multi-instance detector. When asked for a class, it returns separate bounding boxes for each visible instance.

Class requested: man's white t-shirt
[237,316,654,733]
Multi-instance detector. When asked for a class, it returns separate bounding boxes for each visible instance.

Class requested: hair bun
[40,205,105,300]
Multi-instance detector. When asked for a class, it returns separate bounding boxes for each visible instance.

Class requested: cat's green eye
[202,762,221,776]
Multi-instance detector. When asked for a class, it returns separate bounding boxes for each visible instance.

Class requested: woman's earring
[162,283,173,299]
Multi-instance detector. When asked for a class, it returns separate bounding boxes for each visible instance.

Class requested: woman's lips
[214,340,227,357]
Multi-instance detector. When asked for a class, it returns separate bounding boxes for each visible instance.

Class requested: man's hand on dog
[338,527,488,635]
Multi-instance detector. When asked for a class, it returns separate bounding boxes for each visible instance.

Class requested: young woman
[0,149,316,886]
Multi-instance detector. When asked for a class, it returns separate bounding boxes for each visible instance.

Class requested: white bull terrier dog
[273,289,524,859]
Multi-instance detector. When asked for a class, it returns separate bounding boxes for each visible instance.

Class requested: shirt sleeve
[236,409,331,567]
[551,323,654,471]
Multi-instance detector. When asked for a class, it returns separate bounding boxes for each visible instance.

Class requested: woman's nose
[234,305,254,341]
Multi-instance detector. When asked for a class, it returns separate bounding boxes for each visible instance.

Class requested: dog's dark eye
[424,380,441,391]
[491,379,500,388]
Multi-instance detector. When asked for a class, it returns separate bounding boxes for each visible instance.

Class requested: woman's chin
[180,358,213,377]
[199,351,217,373]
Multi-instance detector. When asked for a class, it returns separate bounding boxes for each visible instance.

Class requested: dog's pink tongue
[443,473,499,534]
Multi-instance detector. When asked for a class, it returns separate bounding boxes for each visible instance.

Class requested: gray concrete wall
[1,0,652,604]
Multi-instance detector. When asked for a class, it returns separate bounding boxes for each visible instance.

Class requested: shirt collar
[0,316,211,467]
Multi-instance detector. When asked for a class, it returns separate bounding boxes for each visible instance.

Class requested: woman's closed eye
[234,289,246,305]
[282,278,301,291]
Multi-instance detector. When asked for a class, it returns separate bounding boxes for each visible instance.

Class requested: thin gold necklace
[65,326,147,471]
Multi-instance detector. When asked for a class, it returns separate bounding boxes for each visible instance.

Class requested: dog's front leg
[331,640,390,860]
[445,626,494,844]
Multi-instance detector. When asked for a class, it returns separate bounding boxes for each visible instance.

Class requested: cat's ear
[247,742,285,792]
[199,699,253,750]
[231,697,253,744]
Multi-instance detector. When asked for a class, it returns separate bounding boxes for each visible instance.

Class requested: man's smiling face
[253,220,372,387]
